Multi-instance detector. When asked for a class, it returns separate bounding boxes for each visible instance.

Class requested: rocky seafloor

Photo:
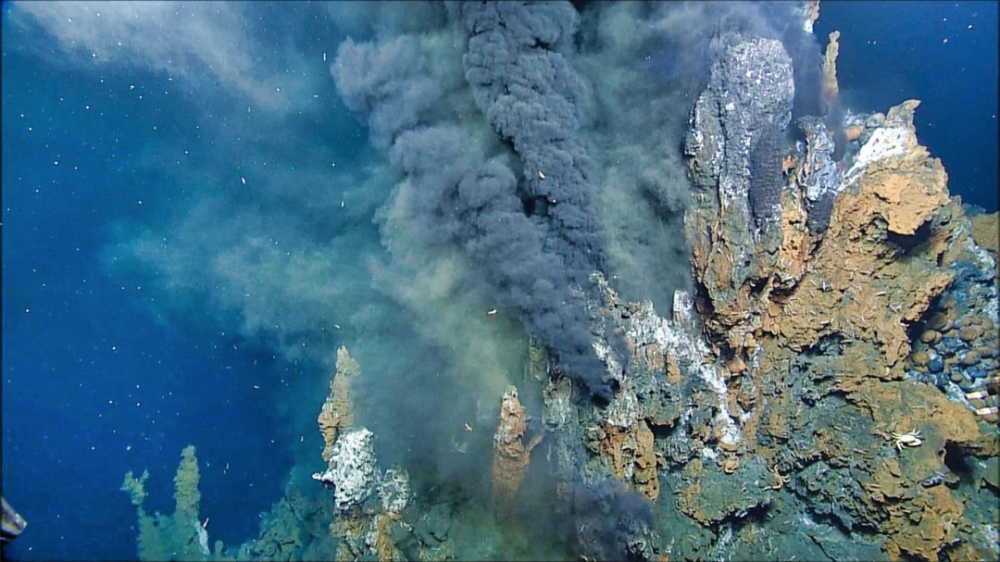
[121,8,998,562]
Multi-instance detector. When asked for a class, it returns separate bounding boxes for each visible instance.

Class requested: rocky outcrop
[317,346,359,463]
[119,17,998,562]
[971,212,999,255]
[822,30,840,98]
[686,33,794,232]
[310,348,412,562]
[684,31,795,355]
[797,117,841,233]
[905,205,999,422]
[313,428,378,511]
[684,35,963,382]
[673,31,995,558]
[120,446,223,561]
[537,269,747,560]
[532,25,996,562]
[235,468,336,561]
[491,386,543,512]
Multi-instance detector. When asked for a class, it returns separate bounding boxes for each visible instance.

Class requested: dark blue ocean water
[0,46,294,562]
[1,3,353,559]
[817,0,998,211]
[1,2,997,561]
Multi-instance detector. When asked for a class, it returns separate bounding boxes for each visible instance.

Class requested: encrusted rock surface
[378,467,411,515]
[317,346,360,463]
[670,35,993,559]
[971,212,999,255]
[120,446,222,561]
[315,428,378,511]
[822,30,840,98]
[684,31,796,356]
[541,25,999,562]
[491,385,543,512]
[310,347,414,561]
[237,468,337,561]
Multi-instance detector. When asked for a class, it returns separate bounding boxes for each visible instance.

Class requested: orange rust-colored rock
[864,167,949,236]
[631,421,660,501]
[666,354,683,385]
[674,484,712,526]
[775,188,812,289]
[752,101,955,380]
[782,154,798,175]
[834,372,983,562]
[971,212,998,254]
[598,421,661,502]
[855,101,950,236]
[318,346,360,463]
[842,379,980,448]
[845,125,864,141]
[370,513,401,562]
[683,104,953,366]
[680,95,987,561]
[874,471,967,562]
[492,386,543,512]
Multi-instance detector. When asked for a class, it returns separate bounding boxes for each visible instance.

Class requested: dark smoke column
[333,21,611,396]
[452,1,606,283]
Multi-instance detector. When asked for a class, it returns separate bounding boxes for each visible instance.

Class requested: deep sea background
[816,0,998,211]
[2,3,356,559]
[1,2,997,561]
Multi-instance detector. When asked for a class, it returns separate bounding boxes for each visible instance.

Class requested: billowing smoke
[333,5,613,397]
[453,2,607,280]
[80,1,535,485]
[326,0,827,470]
[570,480,658,560]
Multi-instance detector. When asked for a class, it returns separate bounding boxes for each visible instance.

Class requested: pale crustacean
[891,429,922,451]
